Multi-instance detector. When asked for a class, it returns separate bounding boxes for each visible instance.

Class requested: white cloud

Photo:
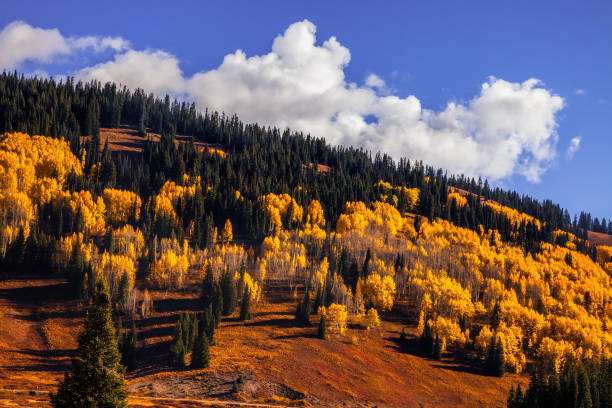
[70,35,130,53]
[0,21,129,70]
[567,137,581,158]
[0,21,69,69]
[9,19,567,182]
[572,88,587,96]
[75,50,185,96]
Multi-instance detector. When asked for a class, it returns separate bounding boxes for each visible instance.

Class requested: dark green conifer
[486,335,505,377]
[221,268,236,316]
[212,283,223,325]
[51,279,127,408]
[190,331,209,369]
[433,333,442,360]
[200,307,216,344]
[318,314,327,340]
[240,288,252,321]
[491,299,501,330]
[170,319,186,367]
[120,320,137,372]
[294,289,310,326]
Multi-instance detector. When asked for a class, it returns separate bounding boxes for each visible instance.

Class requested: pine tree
[419,316,434,356]
[212,283,223,325]
[433,333,442,360]
[294,289,311,326]
[120,320,137,372]
[221,269,236,316]
[201,266,215,308]
[190,331,210,369]
[200,307,216,344]
[51,279,127,408]
[491,300,501,330]
[318,314,327,339]
[577,365,593,408]
[494,339,505,377]
[169,320,186,367]
[486,335,505,377]
[239,288,252,321]
[362,248,371,278]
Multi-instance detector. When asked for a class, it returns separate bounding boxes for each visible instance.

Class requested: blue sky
[2,0,611,220]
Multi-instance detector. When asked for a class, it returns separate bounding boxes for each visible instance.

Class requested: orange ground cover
[0,277,526,407]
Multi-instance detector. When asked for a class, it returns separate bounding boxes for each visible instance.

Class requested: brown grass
[0,277,526,407]
[587,230,612,246]
[301,163,331,175]
[91,125,225,156]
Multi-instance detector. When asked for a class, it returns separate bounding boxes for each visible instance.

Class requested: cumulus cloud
[75,50,185,96]
[365,74,390,95]
[69,35,130,53]
[567,137,581,158]
[0,21,128,70]
[8,19,568,182]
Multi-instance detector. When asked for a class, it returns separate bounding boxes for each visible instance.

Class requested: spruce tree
[240,288,251,321]
[486,336,505,377]
[491,300,501,330]
[362,248,371,278]
[433,334,442,360]
[126,320,137,371]
[200,307,216,344]
[169,320,186,367]
[221,269,236,316]
[191,331,210,369]
[295,290,310,326]
[318,314,327,339]
[212,283,223,326]
[419,316,434,356]
[494,339,505,377]
[51,279,127,408]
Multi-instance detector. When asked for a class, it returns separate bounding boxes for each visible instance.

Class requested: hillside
[0,276,525,407]
[0,73,610,408]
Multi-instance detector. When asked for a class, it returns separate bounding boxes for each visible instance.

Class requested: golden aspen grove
[0,72,610,408]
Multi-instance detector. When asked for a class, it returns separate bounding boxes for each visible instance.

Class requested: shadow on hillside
[0,281,73,304]
[137,314,180,327]
[153,297,202,313]
[386,333,486,376]
[17,348,76,359]
[385,333,419,354]
[431,362,483,376]
[138,325,174,340]
[128,362,177,378]
[4,362,70,372]
[253,311,294,318]
[6,348,74,372]
[273,332,317,340]
[243,317,295,329]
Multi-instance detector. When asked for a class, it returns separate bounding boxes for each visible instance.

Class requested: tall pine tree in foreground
[51,279,127,408]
